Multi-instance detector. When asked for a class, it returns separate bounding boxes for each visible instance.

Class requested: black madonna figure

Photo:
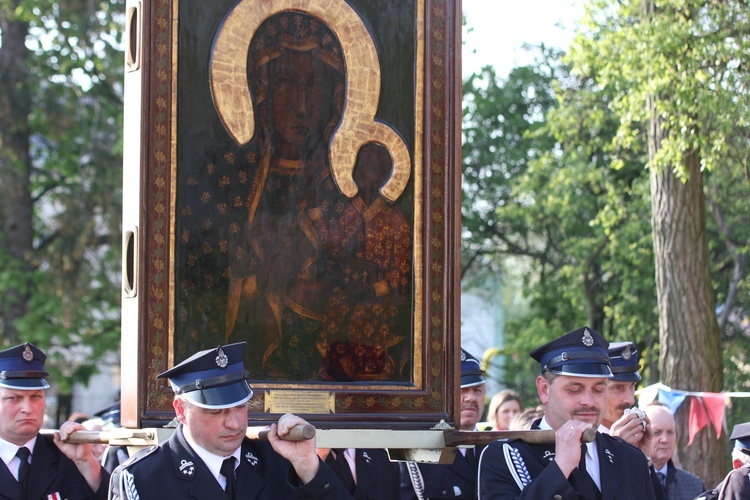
[179,8,413,384]
[223,12,351,381]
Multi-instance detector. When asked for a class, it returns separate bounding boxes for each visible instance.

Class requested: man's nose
[224,410,243,429]
[580,389,599,406]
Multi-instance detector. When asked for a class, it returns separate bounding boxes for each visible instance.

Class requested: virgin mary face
[269,49,338,160]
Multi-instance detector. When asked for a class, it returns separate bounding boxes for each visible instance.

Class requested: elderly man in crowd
[0,343,109,499]
[478,327,658,499]
[645,405,704,499]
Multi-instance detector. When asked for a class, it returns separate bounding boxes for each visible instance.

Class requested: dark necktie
[331,449,356,493]
[576,443,601,498]
[16,446,30,500]
[656,471,667,491]
[579,443,587,472]
[220,457,236,499]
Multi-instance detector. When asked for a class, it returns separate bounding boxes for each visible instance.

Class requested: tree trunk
[649,105,724,486]
[0,2,34,346]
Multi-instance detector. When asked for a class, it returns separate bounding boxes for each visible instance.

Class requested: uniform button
[442,491,448,495]
[323,483,332,491]
[554,495,562,500]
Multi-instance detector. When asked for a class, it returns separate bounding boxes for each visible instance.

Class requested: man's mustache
[573,406,600,416]
[461,403,480,412]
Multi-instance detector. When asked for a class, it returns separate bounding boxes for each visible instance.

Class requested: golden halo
[210,0,411,202]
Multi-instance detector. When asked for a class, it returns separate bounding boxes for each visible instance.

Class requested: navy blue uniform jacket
[325,449,400,500]
[0,434,109,500]
[109,425,352,499]
[400,445,484,499]
[478,425,658,499]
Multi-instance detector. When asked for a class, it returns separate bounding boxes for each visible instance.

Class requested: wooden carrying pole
[57,426,595,447]
[443,427,597,447]
[52,423,316,444]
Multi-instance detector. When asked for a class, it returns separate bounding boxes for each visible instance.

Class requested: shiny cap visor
[178,379,253,409]
[734,439,750,456]
[610,369,642,382]
[548,363,613,378]
[0,377,50,390]
[460,374,486,388]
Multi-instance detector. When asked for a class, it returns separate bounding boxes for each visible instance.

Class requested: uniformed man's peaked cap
[158,342,252,409]
[608,341,641,382]
[460,348,486,388]
[730,422,750,455]
[530,326,613,378]
[0,343,50,390]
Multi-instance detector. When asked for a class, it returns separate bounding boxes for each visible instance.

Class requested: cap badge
[245,452,258,466]
[582,329,594,347]
[22,345,34,362]
[215,346,228,368]
[622,345,632,360]
[179,459,195,476]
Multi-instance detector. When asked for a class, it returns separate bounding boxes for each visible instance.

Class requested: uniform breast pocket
[423,481,467,498]
[49,482,90,500]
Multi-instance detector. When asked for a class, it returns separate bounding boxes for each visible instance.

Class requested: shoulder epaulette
[120,445,159,469]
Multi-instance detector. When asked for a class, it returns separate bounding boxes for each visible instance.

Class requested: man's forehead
[607,380,636,389]
[188,400,247,412]
[0,387,45,397]
[555,375,608,387]
[647,407,675,425]
[462,382,486,393]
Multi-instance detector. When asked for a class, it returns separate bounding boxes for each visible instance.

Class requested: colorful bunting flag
[657,389,688,415]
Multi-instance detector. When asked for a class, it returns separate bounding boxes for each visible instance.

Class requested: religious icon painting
[121,0,462,429]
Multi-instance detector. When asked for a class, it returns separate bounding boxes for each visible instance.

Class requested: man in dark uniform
[599,341,652,456]
[108,342,352,499]
[0,343,109,499]
[478,327,658,499]
[319,447,401,499]
[696,422,750,500]
[400,348,487,499]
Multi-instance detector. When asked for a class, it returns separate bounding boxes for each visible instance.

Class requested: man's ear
[536,375,549,405]
[733,458,744,470]
[173,397,188,424]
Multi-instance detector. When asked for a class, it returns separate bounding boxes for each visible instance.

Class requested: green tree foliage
[462,49,659,404]
[0,0,124,397]
[565,0,750,483]
[464,7,749,480]
[461,53,558,283]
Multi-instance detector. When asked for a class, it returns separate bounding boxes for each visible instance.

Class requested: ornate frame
[121,0,461,429]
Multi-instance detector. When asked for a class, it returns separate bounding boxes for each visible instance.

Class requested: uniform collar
[0,435,36,467]
[539,416,552,430]
[182,430,241,485]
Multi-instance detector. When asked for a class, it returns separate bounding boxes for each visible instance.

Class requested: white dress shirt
[0,435,36,481]
[183,432,240,490]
